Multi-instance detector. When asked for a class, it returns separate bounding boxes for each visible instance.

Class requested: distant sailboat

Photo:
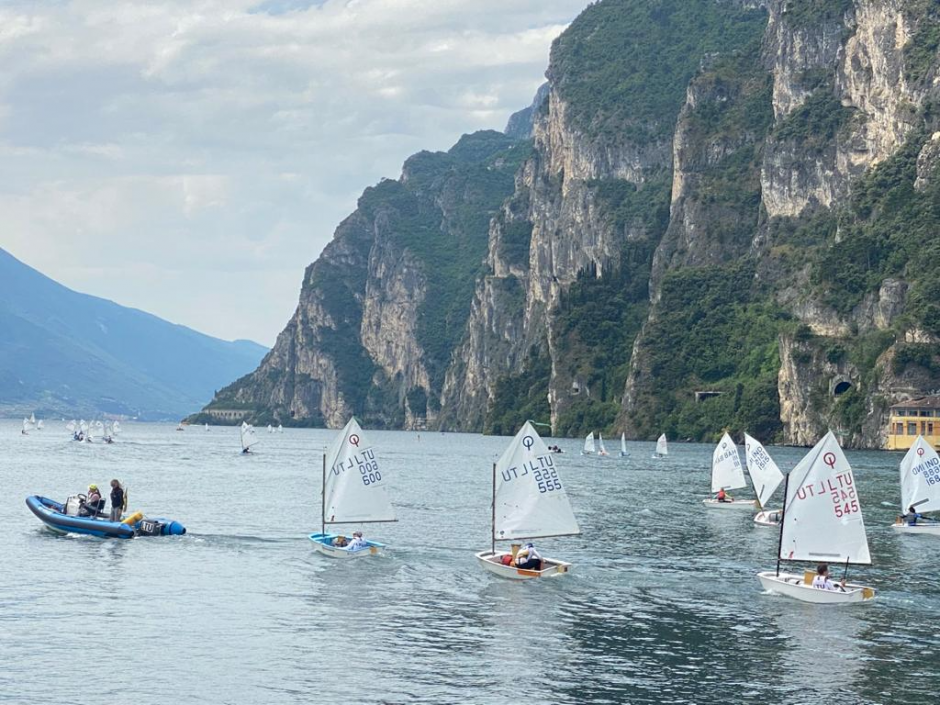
[654,433,668,458]
[703,433,754,509]
[598,433,609,456]
[66,420,76,434]
[240,422,257,454]
[582,432,596,455]
[267,424,274,434]
[205,423,210,432]
[278,424,284,434]
[745,433,785,526]
[891,435,940,534]
[176,422,185,431]
[112,421,122,435]
[21,417,30,435]
[758,431,875,603]
[620,433,628,457]
[309,417,395,557]
[476,421,580,579]
[37,419,44,430]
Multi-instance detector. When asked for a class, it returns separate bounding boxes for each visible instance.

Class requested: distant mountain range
[0,247,268,420]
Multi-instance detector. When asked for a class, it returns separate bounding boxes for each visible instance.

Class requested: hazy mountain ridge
[0,248,267,419]
[204,0,940,448]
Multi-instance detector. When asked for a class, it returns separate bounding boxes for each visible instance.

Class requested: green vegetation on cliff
[551,0,767,141]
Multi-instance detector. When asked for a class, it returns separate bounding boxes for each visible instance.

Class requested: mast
[775,472,789,577]
[491,462,496,554]
[321,453,326,535]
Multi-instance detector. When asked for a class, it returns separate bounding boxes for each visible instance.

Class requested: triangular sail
[899,435,940,514]
[744,433,784,508]
[323,417,395,524]
[112,421,122,435]
[780,431,871,565]
[583,432,595,454]
[494,422,580,541]
[621,433,627,454]
[711,433,746,492]
[240,422,257,451]
[656,434,668,456]
[599,434,607,453]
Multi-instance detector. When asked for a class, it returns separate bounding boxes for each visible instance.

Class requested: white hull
[702,498,756,511]
[475,550,571,580]
[753,510,781,527]
[309,533,383,558]
[890,522,940,535]
[757,571,875,604]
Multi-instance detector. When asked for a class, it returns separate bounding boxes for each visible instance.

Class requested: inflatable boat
[26,495,186,539]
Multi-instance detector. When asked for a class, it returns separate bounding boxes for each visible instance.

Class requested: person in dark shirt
[109,480,125,522]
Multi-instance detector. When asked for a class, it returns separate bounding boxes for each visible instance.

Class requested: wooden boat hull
[890,522,940,535]
[308,532,384,558]
[702,498,757,510]
[475,550,571,580]
[753,510,781,527]
[757,571,875,604]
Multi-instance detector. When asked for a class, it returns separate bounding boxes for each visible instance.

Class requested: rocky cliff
[200,0,940,448]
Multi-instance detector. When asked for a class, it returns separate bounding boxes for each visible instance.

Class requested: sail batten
[711,433,746,492]
[744,433,784,508]
[779,431,871,565]
[323,418,395,524]
[899,435,940,514]
[494,422,580,541]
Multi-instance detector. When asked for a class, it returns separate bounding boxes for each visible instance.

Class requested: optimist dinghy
[240,422,258,454]
[309,418,395,558]
[757,431,875,604]
[703,433,755,510]
[620,433,628,458]
[745,434,785,527]
[598,434,609,457]
[891,435,940,535]
[653,433,668,459]
[582,432,595,455]
[476,422,580,580]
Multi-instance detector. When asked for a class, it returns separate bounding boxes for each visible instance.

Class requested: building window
[922,421,928,435]
[897,422,904,435]
[930,423,934,436]
[909,422,918,435]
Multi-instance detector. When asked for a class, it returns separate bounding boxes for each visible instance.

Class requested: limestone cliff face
[204,0,940,448]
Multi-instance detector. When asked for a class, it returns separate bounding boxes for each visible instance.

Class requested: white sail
[711,433,746,492]
[112,421,122,435]
[278,424,284,433]
[323,417,395,524]
[598,434,607,454]
[494,421,580,541]
[583,432,595,454]
[93,420,104,433]
[780,431,871,565]
[656,433,668,456]
[267,424,274,433]
[29,413,36,425]
[899,435,940,514]
[79,420,87,433]
[22,417,29,433]
[240,422,257,451]
[205,423,209,431]
[66,420,76,433]
[37,419,43,430]
[621,433,627,455]
[744,433,784,508]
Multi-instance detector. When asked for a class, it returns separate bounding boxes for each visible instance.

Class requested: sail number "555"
[534,468,562,494]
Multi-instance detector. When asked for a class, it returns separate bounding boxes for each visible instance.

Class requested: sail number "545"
[832,487,859,518]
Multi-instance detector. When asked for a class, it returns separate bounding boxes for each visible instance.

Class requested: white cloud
[0,0,587,344]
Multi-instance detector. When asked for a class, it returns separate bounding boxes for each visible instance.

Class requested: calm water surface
[1,422,938,704]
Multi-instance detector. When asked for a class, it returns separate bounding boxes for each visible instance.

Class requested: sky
[0,0,589,347]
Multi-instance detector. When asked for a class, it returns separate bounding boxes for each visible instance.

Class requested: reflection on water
[1,422,938,703]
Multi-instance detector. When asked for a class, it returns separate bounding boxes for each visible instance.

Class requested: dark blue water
[2,422,937,704]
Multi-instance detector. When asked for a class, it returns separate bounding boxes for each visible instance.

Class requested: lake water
[2,421,938,704]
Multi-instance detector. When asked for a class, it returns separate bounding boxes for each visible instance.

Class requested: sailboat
[758,431,875,603]
[476,421,580,579]
[703,432,754,509]
[29,413,37,427]
[620,433,628,457]
[205,423,210,432]
[36,419,44,431]
[745,433,785,526]
[891,435,940,534]
[240,422,258,454]
[21,417,31,435]
[112,421,122,436]
[66,420,76,434]
[267,424,274,434]
[582,432,596,455]
[278,424,284,433]
[309,417,395,557]
[598,433,609,456]
[654,433,668,458]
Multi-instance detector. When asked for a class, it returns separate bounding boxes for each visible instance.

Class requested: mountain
[200,0,940,449]
[0,247,268,419]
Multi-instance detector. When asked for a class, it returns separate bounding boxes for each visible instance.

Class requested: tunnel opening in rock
[833,380,852,396]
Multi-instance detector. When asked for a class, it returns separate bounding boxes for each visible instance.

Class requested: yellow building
[886,398,940,450]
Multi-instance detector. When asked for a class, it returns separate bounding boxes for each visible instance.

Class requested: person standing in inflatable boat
[109,480,125,522]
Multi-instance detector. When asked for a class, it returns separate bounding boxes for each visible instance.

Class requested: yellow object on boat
[121,511,143,525]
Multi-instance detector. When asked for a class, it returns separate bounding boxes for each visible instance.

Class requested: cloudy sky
[0,0,588,346]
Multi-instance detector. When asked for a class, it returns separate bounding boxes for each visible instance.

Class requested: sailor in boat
[109,480,125,522]
[716,488,733,503]
[332,535,349,547]
[514,543,543,571]
[347,531,367,551]
[811,564,846,592]
[79,484,105,517]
